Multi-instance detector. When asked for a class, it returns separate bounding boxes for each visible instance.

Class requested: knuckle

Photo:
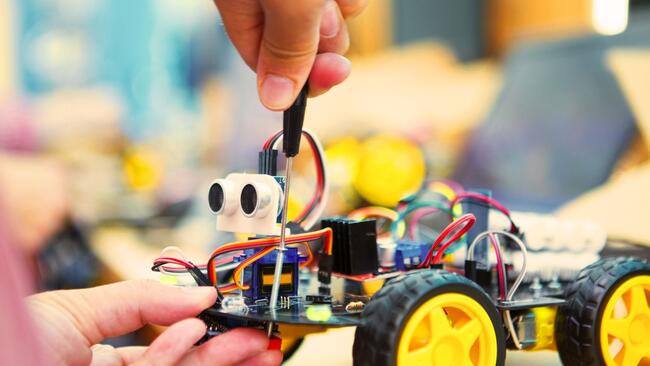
[262,37,316,62]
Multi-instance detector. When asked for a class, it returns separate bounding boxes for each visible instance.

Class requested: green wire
[390,201,453,242]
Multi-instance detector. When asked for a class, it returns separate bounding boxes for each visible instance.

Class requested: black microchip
[258,263,295,295]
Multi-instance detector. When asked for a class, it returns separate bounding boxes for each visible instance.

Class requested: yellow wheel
[353,270,505,366]
[600,275,650,365]
[397,293,498,366]
[556,257,650,366]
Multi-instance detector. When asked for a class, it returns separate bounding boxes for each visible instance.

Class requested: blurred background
[2,0,650,357]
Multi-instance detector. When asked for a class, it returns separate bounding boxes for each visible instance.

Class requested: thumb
[31,280,217,345]
[258,0,326,110]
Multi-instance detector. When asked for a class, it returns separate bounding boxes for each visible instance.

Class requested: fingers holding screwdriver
[214,0,366,110]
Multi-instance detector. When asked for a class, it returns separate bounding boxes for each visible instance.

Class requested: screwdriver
[266,83,309,337]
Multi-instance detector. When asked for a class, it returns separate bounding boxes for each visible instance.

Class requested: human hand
[26,280,282,366]
[214,0,367,110]
[0,153,69,255]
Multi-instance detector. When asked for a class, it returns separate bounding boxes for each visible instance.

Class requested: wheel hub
[629,314,650,346]
[432,336,463,366]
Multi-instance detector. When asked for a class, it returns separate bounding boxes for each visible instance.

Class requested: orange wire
[208,228,332,288]
[231,242,314,290]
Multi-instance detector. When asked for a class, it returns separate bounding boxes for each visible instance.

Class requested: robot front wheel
[352,270,506,366]
[555,256,650,366]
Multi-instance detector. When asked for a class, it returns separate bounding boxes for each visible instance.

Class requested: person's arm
[27,280,282,366]
[214,0,367,110]
[0,153,69,256]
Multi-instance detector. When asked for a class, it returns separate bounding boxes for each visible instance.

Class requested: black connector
[321,218,378,275]
[465,260,478,281]
[318,254,333,284]
[258,149,278,175]
[465,259,492,288]
[306,294,333,304]
[318,285,331,295]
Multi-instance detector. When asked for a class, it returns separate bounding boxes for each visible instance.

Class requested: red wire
[262,130,325,224]
[154,257,194,268]
[488,233,506,300]
[263,130,282,150]
[419,214,476,268]
[450,193,516,232]
[294,135,324,222]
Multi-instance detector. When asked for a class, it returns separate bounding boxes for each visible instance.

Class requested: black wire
[151,262,223,301]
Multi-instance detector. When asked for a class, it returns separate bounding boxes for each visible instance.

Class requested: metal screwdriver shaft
[266,157,292,337]
[266,84,309,337]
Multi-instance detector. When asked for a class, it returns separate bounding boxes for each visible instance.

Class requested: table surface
[286,327,562,366]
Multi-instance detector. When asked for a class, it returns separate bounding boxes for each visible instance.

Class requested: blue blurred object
[16,0,228,140]
[454,13,650,211]
[38,222,98,290]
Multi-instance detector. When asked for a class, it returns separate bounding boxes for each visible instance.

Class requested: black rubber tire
[352,269,506,366]
[555,256,650,366]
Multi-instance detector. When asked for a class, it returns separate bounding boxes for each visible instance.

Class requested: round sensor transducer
[240,183,258,216]
[208,179,236,215]
[208,182,225,213]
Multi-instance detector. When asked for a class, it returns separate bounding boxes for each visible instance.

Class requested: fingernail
[320,2,340,38]
[261,75,295,110]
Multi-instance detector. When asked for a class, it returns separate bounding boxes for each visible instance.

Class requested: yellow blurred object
[0,1,15,99]
[324,137,363,212]
[325,137,362,186]
[123,147,162,191]
[287,195,302,222]
[159,275,177,286]
[527,307,557,351]
[353,135,425,207]
[361,278,385,296]
[306,305,333,322]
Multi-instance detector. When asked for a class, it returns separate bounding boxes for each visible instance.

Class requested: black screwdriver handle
[282,84,309,157]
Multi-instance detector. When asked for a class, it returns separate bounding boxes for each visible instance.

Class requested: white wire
[271,128,329,230]
[158,246,191,277]
[503,309,522,350]
[467,230,528,350]
[467,230,527,301]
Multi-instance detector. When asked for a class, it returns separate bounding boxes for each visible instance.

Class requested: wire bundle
[419,213,476,268]
[206,228,333,292]
[152,228,333,295]
[388,180,519,243]
[450,192,519,233]
[263,129,328,230]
